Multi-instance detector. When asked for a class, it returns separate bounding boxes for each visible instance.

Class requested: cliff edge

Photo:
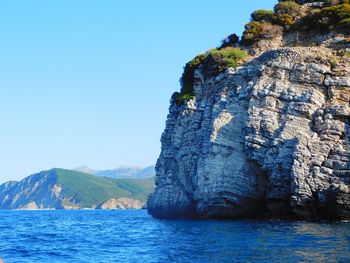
[148,0,350,220]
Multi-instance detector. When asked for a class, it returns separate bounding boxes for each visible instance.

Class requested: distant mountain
[0,168,155,210]
[74,165,155,179]
[72,166,97,175]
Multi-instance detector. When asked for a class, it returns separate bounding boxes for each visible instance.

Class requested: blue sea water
[0,210,349,263]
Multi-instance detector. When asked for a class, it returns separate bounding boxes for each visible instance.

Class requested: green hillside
[53,168,154,207]
[116,177,156,202]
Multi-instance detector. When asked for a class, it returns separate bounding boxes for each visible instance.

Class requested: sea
[0,210,349,263]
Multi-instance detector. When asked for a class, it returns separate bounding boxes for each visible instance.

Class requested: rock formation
[148,2,350,220]
[96,197,143,210]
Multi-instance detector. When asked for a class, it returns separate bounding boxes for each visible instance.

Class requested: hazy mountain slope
[0,168,155,209]
[74,165,155,179]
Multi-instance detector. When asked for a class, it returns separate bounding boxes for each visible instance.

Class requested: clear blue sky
[0,0,276,183]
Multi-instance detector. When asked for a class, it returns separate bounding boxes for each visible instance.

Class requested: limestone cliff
[148,2,350,220]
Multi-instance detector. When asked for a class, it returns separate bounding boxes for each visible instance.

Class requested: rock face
[148,42,350,220]
[96,198,143,210]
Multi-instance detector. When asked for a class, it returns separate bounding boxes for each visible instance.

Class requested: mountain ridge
[0,168,154,210]
[73,165,155,179]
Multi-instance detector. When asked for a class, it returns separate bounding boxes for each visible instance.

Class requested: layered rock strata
[148,45,350,220]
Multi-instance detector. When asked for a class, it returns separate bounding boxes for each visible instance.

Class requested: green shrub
[322,3,350,27]
[278,0,323,4]
[275,13,295,27]
[303,0,325,2]
[277,0,349,6]
[274,1,301,17]
[338,17,350,31]
[249,3,299,31]
[296,3,350,32]
[294,9,320,29]
[273,2,301,29]
[176,48,247,105]
[251,9,275,23]
[242,21,265,45]
[202,47,247,76]
[172,92,195,105]
[242,21,283,45]
[181,53,206,94]
[219,33,239,49]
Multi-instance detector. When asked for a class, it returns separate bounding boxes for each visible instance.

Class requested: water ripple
[0,210,349,262]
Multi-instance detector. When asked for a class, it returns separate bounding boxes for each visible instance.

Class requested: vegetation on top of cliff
[295,2,350,33]
[174,0,350,106]
[219,33,240,49]
[250,10,275,23]
[275,1,301,18]
[242,0,350,45]
[283,0,349,4]
[242,21,284,45]
[174,47,247,105]
[180,53,207,96]
[202,48,248,76]
[241,1,302,45]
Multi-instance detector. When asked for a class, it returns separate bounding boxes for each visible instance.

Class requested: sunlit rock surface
[148,43,350,220]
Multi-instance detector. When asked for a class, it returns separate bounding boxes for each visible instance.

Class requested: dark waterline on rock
[0,210,349,262]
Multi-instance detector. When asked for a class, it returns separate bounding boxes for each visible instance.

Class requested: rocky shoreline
[13,197,145,211]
